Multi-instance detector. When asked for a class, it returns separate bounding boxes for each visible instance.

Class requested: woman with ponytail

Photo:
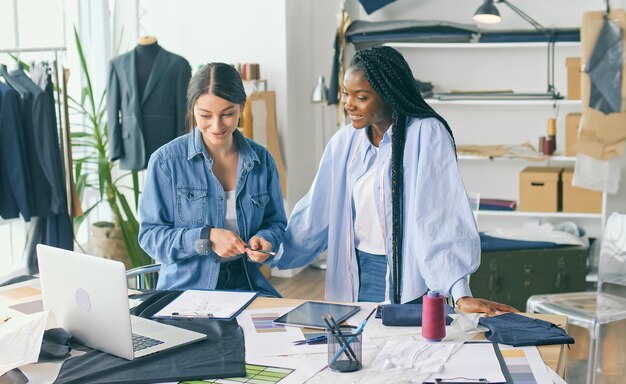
[274,47,516,315]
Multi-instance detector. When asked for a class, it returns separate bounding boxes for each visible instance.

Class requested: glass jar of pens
[322,313,364,372]
[326,325,363,372]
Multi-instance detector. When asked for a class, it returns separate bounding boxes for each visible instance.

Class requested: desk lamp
[473,0,560,99]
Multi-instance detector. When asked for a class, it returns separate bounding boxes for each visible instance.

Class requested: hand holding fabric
[455,296,519,317]
[245,236,272,263]
[210,228,246,257]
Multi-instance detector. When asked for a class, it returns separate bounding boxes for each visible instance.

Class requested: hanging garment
[27,64,74,272]
[107,44,191,170]
[0,81,32,220]
[6,68,63,217]
[585,18,623,114]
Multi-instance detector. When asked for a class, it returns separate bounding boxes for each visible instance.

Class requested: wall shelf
[426,99,580,106]
[385,42,581,49]
[458,155,576,163]
[478,210,602,219]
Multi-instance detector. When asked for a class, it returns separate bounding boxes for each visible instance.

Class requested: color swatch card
[237,308,327,357]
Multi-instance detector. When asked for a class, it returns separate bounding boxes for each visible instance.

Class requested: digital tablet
[273,301,361,329]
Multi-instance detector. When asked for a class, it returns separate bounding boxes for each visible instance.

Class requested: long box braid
[348,46,456,303]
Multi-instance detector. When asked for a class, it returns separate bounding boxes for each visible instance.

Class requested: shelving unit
[458,155,576,163]
[391,39,606,238]
[425,99,580,106]
[477,210,603,219]
[385,42,581,49]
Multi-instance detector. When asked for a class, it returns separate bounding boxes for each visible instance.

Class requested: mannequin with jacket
[107,36,192,170]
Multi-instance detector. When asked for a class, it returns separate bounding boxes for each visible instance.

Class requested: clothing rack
[1,45,74,217]
[0,46,66,54]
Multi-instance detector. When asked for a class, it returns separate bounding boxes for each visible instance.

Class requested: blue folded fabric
[479,312,575,347]
[375,304,455,326]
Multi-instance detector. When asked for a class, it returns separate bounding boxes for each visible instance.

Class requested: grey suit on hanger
[107,45,191,170]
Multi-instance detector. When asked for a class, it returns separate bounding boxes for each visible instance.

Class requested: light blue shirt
[139,128,286,293]
[273,117,479,303]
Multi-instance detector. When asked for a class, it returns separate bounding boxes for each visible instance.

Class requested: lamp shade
[311,76,328,103]
[473,0,501,24]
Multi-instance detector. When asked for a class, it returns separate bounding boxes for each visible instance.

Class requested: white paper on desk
[237,307,327,357]
[548,365,567,384]
[499,344,553,384]
[0,310,49,376]
[424,342,506,383]
[153,290,256,319]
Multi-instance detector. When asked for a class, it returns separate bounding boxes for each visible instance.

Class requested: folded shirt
[479,312,575,347]
[375,304,455,326]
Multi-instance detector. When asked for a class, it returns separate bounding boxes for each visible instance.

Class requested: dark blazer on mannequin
[107,45,191,170]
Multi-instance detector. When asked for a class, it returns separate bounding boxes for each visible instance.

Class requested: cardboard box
[566,57,581,100]
[561,168,602,213]
[519,167,562,212]
[565,113,582,156]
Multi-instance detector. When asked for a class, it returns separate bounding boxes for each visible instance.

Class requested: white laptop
[37,244,206,360]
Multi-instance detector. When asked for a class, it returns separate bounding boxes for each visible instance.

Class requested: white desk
[248,297,568,382]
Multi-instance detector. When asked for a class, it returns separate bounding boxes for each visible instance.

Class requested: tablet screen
[273,301,361,329]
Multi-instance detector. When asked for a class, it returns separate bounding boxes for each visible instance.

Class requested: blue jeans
[356,249,387,302]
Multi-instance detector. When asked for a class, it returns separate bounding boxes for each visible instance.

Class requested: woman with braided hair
[274,46,516,315]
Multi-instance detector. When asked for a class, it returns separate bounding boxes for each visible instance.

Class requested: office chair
[126,263,161,290]
[526,212,626,384]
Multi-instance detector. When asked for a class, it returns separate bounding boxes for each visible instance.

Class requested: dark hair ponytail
[349,46,456,303]
[185,62,246,131]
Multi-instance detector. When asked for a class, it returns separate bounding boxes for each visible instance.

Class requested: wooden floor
[268,266,326,301]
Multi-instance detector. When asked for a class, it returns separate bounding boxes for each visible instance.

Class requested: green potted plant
[70,28,151,268]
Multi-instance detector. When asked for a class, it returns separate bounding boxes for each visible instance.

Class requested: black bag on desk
[479,312,574,347]
[54,290,246,384]
[375,304,455,326]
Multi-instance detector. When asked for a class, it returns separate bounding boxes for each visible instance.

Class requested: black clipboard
[424,341,513,384]
[150,289,258,321]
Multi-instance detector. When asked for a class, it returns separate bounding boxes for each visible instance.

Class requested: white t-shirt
[221,190,241,262]
[352,147,386,254]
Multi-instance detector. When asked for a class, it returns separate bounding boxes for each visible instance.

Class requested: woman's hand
[455,296,519,317]
[210,228,246,258]
[245,236,272,263]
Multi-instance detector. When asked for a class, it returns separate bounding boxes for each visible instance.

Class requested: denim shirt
[273,117,480,303]
[139,128,286,294]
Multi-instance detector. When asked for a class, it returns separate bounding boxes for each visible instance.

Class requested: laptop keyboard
[132,333,164,352]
